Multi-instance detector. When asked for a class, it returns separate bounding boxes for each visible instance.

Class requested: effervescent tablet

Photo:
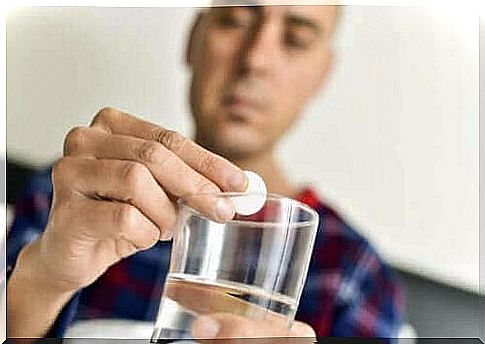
[231,170,267,216]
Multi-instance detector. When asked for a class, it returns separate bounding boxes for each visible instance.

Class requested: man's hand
[191,313,316,343]
[8,107,248,338]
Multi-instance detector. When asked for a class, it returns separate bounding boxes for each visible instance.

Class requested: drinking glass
[151,192,319,342]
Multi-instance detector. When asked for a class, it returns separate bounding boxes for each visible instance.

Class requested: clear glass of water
[151,192,319,342]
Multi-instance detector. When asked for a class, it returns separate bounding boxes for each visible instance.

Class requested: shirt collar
[296,186,321,210]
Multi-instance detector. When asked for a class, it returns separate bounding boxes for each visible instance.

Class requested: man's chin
[197,124,264,159]
[213,137,263,161]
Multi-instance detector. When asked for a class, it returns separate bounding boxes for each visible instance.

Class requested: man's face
[188,5,337,159]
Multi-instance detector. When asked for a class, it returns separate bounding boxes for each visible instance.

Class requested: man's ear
[186,12,206,67]
[311,49,335,99]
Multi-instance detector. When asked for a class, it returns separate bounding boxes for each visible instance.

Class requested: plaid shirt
[7,166,404,341]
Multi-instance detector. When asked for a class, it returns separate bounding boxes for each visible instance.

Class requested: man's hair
[335,5,343,26]
[334,5,344,32]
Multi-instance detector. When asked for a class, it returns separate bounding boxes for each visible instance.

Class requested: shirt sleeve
[6,166,82,338]
[331,245,405,343]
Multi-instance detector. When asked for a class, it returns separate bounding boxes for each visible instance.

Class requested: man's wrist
[11,240,79,297]
[7,241,78,338]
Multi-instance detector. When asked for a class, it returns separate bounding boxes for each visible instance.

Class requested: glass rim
[177,191,319,228]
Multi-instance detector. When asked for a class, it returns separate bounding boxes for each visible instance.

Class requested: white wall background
[6,6,479,293]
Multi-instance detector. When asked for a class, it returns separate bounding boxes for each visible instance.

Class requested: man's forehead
[209,5,338,30]
[212,0,338,6]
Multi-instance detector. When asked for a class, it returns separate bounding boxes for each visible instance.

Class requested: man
[7,5,404,340]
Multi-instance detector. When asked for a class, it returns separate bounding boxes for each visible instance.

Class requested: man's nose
[238,23,278,76]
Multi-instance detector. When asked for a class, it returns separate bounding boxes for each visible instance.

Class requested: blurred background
[4,6,483,338]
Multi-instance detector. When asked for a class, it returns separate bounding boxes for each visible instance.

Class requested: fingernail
[228,171,248,191]
[192,315,220,339]
[152,228,162,241]
[215,198,235,221]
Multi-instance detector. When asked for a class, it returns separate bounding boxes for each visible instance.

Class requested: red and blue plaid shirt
[7,166,404,341]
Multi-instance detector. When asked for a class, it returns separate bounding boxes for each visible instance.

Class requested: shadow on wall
[397,270,484,339]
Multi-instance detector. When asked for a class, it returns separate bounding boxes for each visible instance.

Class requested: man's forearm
[7,242,76,339]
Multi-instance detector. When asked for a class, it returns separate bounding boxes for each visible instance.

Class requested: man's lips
[224,95,262,116]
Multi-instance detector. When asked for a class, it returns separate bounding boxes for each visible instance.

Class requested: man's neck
[232,151,298,199]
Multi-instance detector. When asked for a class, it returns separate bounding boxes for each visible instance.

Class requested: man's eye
[218,14,250,28]
[285,33,311,50]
